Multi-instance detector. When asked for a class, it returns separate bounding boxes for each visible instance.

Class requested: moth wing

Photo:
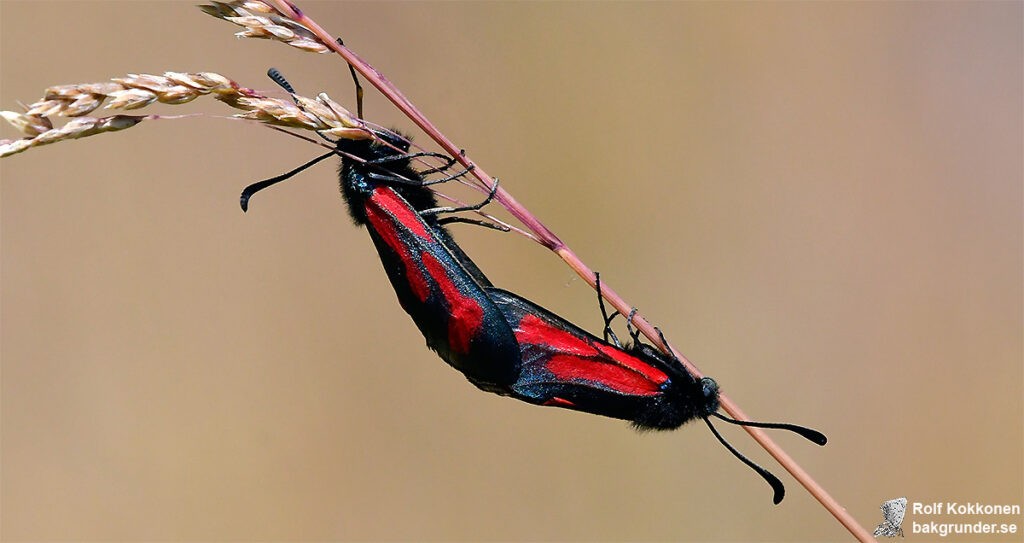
[362,187,520,386]
[485,287,669,399]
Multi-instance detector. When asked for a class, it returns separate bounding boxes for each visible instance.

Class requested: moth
[242,71,826,503]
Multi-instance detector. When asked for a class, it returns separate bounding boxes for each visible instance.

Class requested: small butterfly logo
[873,497,908,538]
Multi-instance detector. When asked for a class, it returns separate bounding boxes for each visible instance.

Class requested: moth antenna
[240,150,336,212]
[266,68,339,146]
[711,412,827,446]
[703,417,786,505]
[267,67,296,96]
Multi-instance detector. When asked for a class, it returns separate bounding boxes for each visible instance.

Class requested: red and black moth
[333,131,523,389]
[241,70,825,504]
[244,125,523,389]
[484,285,826,504]
[241,68,522,388]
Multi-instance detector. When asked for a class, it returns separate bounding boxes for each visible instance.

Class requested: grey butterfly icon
[873,497,908,538]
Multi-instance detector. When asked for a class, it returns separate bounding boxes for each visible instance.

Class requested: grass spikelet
[1,72,368,158]
[1,115,144,157]
[199,1,329,53]
[0,111,52,136]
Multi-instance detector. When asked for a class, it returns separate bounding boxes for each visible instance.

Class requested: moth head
[698,376,720,416]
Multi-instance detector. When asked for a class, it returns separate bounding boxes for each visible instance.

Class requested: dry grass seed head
[199,1,329,53]
[2,72,366,158]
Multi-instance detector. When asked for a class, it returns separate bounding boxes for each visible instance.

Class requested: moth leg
[595,272,623,347]
[365,165,474,189]
[436,216,510,232]
[336,38,364,119]
[419,177,499,216]
[392,148,468,177]
[366,151,474,187]
[625,307,643,344]
[419,148,470,177]
[654,327,674,353]
[366,148,460,176]
[367,150,453,169]
[418,163,475,186]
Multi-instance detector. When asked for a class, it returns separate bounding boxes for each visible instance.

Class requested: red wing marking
[594,343,669,384]
[513,313,667,394]
[422,252,484,355]
[544,397,576,407]
[370,187,430,239]
[364,198,430,302]
[545,354,662,395]
[514,314,600,357]
[362,187,485,354]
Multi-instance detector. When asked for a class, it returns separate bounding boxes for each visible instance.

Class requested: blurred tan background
[2,1,1021,541]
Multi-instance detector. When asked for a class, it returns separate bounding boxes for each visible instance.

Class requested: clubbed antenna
[703,417,786,505]
[239,150,336,211]
[702,412,826,504]
[267,67,296,95]
[711,412,827,446]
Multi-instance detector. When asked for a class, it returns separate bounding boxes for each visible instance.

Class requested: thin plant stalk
[270,1,875,540]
